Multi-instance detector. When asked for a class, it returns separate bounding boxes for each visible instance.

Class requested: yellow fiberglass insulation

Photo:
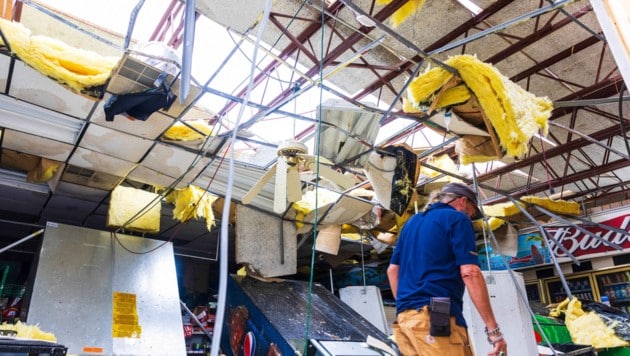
[292,189,339,229]
[472,216,506,232]
[107,185,161,233]
[0,321,56,342]
[564,298,629,348]
[405,54,553,159]
[376,0,427,28]
[163,121,214,141]
[420,153,458,179]
[481,196,581,218]
[481,201,521,218]
[163,185,218,231]
[521,196,581,216]
[404,84,472,113]
[0,18,119,95]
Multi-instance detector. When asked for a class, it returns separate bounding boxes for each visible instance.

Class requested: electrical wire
[619,82,630,157]
[303,1,326,354]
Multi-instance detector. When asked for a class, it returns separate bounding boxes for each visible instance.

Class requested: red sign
[545,214,630,258]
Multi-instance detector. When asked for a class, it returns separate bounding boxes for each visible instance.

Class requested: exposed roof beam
[485,158,630,203]
[478,124,623,181]
[486,5,591,64]
[510,34,602,82]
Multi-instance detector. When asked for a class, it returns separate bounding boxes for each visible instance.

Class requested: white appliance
[463,270,538,356]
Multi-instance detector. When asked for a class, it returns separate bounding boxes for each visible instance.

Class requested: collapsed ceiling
[0,0,628,269]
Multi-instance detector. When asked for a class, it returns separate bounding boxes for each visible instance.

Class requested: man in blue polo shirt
[387,182,508,356]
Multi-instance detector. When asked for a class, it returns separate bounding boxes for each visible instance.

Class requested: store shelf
[604,281,629,287]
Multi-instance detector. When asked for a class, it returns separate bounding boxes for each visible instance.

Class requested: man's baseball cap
[441,182,482,219]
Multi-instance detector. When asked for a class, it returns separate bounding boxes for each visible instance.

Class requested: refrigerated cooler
[525,281,543,303]
[594,267,630,314]
[542,266,630,314]
[543,272,598,304]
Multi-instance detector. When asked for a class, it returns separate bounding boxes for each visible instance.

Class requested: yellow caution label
[112,291,141,338]
[113,314,139,325]
[112,324,143,338]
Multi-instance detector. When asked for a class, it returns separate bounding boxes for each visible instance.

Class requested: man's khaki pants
[392,307,474,356]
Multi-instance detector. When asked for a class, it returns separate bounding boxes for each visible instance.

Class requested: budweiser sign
[544,214,630,258]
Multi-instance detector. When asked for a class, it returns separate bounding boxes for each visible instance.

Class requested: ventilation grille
[105,54,200,119]
[62,164,120,190]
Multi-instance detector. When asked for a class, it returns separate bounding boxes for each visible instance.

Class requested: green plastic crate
[599,347,630,356]
[532,314,573,344]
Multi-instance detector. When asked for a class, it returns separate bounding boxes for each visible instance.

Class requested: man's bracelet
[484,325,501,337]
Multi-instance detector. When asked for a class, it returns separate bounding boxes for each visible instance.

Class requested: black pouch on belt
[429,297,451,336]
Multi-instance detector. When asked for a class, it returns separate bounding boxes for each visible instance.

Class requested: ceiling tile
[3,130,74,161]
[140,142,209,183]
[68,147,136,177]
[9,61,98,119]
[79,124,154,162]
[89,93,175,139]
[126,165,180,189]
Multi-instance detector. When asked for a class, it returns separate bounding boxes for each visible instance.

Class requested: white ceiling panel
[79,124,154,162]
[140,142,209,182]
[68,147,136,177]
[89,94,175,139]
[3,129,74,161]
[127,165,180,189]
[9,61,97,119]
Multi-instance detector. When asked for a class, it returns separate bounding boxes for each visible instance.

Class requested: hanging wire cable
[538,129,555,194]
[618,82,630,157]
[210,0,273,354]
[302,1,327,353]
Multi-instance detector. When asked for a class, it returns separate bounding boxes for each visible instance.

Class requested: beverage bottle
[614,285,624,300]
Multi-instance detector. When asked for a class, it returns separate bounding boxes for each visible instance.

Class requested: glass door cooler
[593,267,630,314]
[525,281,543,304]
[543,273,597,304]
